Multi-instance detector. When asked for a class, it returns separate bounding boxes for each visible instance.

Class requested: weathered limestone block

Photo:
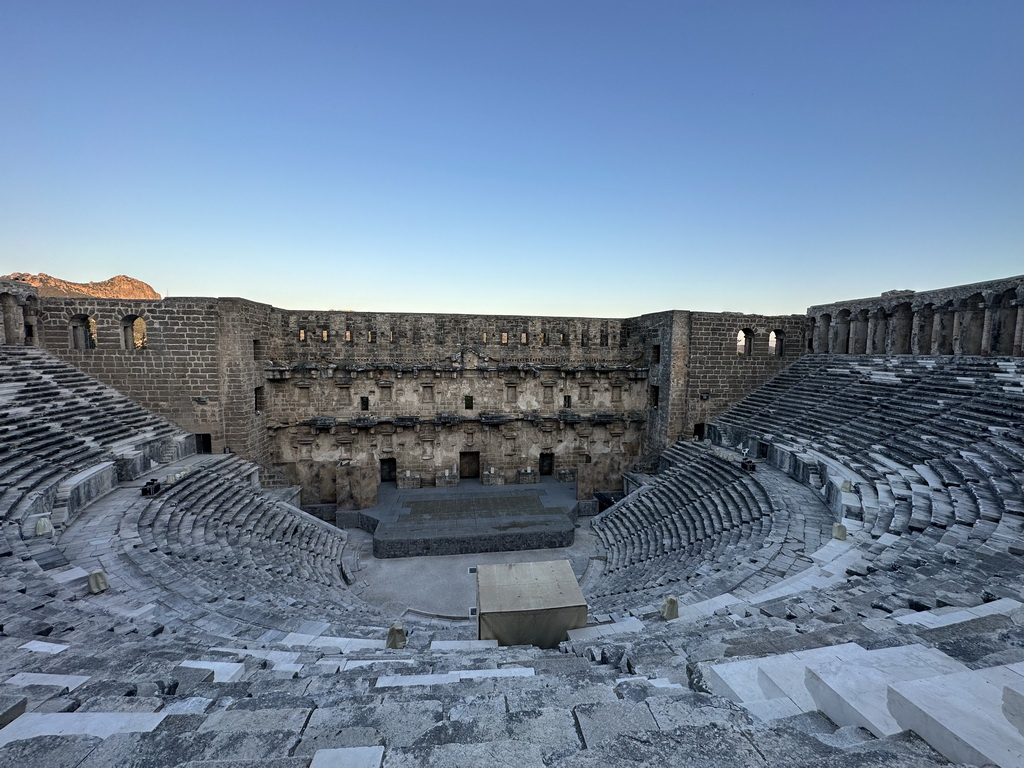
[336,465,378,509]
[88,571,109,594]
[396,472,421,490]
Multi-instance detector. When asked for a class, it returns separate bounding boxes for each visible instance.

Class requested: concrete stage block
[889,665,1024,768]
[806,644,969,737]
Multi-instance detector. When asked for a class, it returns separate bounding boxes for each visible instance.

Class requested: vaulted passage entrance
[539,452,554,476]
[459,451,480,479]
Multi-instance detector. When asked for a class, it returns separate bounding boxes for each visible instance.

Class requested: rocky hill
[2,272,161,300]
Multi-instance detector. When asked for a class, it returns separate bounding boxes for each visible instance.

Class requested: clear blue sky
[1,1,1021,316]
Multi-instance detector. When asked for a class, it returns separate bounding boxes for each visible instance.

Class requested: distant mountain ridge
[3,272,161,300]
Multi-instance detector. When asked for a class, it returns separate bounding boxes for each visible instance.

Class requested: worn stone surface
[0,733,102,768]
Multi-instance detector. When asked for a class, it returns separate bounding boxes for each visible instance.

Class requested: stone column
[826,321,837,354]
[1014,304,1024,357]
[929,311,943,355]
[952,311,963,355]
[866,315,878,354]
[980,306,995,356]
[910,310,923,355]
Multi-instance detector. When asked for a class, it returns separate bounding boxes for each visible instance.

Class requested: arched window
[121,315,147,350]
[70,315,97,350]
[768,329,785,356]
[736,328,753,356]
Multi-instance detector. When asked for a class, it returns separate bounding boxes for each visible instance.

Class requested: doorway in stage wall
[195,433,213,454]
[460,451,480,479]
[539,452,554,476]
[380,458,397,482]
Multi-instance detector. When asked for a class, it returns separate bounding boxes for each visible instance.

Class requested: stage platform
[360,478,578,558]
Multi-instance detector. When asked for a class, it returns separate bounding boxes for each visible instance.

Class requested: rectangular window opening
[464,395,474,410]
[360,396,369,411]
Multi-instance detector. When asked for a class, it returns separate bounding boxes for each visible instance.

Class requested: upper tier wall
[806,274,1024,356]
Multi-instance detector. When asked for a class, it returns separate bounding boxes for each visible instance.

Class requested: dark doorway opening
[459,451,480,479]
[539,452,554,476]
[380,458,397,482]
[195,433,213,454]
[693,423,706,441]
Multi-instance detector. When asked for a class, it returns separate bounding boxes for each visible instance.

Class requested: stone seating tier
[712,356,1024,557]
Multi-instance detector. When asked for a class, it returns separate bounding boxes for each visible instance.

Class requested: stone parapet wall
[682,311,806,441]
[372,521,574,558]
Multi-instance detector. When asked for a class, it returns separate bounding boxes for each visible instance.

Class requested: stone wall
[33,297,274,465]
[26,293,806,507]
[624,310,806,453]
[264,309,649,504]
[681,312,807,440]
